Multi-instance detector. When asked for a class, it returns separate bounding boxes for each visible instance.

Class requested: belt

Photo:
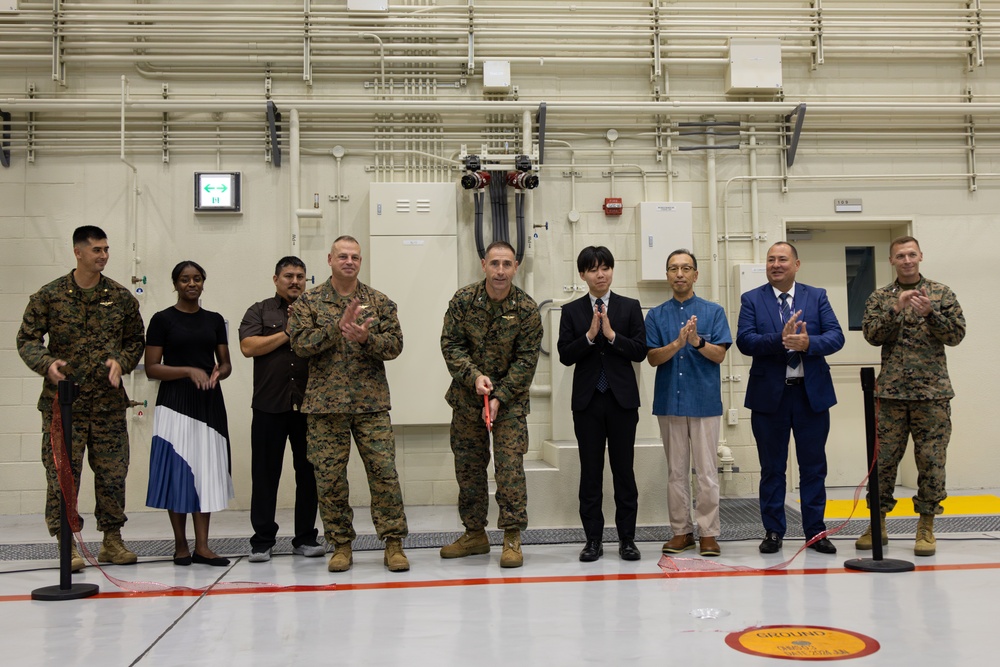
[784,377,804,386]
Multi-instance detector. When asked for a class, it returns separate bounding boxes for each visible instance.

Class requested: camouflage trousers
[40,407,129,536]
[450,410,528,532]
[876,398,951,515]
[306,412,408,545]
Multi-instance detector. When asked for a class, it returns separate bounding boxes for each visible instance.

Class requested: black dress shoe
[619,539,641,561]
[759,531,783,554]
[192,552,231,567]
[579,540,603,562]
[173,554,192,566]
[807,537,837,554]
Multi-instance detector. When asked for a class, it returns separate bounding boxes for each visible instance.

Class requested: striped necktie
[779,293,801,369]
[595,298,609,393]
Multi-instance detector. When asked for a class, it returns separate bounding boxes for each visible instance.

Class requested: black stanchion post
[31,380,100,601]
[844,367,914,573]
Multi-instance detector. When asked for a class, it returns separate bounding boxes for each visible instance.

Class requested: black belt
[784,377,804,385]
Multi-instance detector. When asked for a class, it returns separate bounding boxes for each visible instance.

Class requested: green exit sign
[194,172,241,213]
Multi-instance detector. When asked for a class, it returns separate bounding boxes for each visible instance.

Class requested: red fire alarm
[603,197,623,216]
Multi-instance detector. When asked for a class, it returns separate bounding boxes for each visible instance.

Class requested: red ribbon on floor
[659,390,884,575]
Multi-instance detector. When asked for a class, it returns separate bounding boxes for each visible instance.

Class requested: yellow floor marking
[822,495,1000,519]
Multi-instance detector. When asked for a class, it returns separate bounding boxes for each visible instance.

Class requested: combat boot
[327,543,353,572]
[98,529,138,565]
[914,514,936,557]
[500,528,523,568]
[57,537,86,572]
[855,512,888,550]
[384,538,410,572]
[440,529,491,559]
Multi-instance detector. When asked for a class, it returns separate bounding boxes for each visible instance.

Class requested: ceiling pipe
[9,98,1000,118]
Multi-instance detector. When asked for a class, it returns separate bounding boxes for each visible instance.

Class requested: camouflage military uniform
[17,271,145,536]
[441,280,542,531]
[863,276,965,514]
[288,279,407,545]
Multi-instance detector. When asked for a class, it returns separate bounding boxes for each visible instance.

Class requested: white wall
[2,1,999,525]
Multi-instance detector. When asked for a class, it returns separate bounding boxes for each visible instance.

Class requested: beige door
[789,223,907,487]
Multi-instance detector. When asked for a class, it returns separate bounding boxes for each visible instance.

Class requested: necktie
[595,298,609,393]
[779,293,801,369]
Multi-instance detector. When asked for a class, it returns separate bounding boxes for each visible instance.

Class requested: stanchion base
[844,557,915,573]
[31,583,100,601]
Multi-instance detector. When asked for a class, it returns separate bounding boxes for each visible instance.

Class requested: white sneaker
[248,548,272,563]
[292,543,326,558]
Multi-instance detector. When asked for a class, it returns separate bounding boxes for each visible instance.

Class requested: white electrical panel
[347,0,388,11]
[483,60,512,93]
[369,183,459,425]
[735,263,768,302]
[369,183,458,236]
[635,202,694,282]
[726,38,782,95]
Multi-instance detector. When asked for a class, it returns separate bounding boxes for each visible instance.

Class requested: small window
[844,246,875,331]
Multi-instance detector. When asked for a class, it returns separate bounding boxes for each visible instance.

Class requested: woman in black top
[145,260,234,566]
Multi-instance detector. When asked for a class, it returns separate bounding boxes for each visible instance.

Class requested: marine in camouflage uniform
[440,247,543,536]
[16,227,145,549]
[288,237,408,568]
[862,236,965,555]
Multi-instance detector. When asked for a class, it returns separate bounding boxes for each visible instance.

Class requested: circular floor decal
[726,625,879,661]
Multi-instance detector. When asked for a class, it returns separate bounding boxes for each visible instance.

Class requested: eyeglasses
[666,265,696,275]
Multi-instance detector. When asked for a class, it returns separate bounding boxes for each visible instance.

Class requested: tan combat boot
[98,529,138,565]
[57,537,86,572]
[440,529,491,559]
[384,538,410,572]
[327,543,353,572]
[855,512,889,550]
[500,528,523,568]
[914,514,936,557]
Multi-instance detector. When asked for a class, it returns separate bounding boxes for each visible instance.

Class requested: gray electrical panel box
[726,38,782,95]
[635,202,694,282]
[369,183,458,425]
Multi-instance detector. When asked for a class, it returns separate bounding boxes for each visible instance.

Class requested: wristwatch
[694,337,707,350]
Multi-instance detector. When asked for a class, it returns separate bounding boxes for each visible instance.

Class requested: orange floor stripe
[3,560,1000,603]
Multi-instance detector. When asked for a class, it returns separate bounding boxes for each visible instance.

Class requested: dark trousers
[572,391,639,542]
[751,384,830,539]
[250,409,319,550]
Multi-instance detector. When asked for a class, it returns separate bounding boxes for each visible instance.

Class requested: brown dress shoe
[699,536,721,557]
[661,533,696,554]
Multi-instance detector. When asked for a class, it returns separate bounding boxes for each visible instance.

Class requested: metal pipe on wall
[290,109,301,254]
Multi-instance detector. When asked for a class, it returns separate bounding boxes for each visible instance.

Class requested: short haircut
[577,246,615,273]
[72,225,107,246]
[275,256,306,276]
[171,260,207,284]
[485,240,516,257]
[333,235,360,248]
[665,249,697,271]
[771,241,799,259]
[889,235,920,255]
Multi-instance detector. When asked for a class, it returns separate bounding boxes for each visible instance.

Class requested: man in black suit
[557,246,647,562]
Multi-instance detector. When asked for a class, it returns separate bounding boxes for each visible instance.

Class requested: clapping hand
[340,298,373,343]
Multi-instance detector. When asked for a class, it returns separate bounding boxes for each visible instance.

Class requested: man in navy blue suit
[736,242,844,555]
[557,246,646,562]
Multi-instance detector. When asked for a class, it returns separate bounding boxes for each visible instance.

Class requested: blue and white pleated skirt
[146,381,234,513]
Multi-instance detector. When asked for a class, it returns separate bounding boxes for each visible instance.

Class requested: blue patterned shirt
[645,294,731,417]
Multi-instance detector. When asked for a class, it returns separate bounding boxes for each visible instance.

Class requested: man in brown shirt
[239,256,324,562]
